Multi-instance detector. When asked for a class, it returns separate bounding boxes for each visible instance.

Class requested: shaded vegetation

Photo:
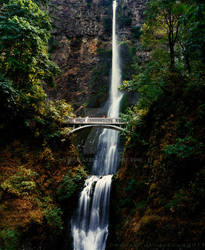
[0,140,86,249]
[108,0,205,249]
[0,0,73,143]
[0,1,85,249]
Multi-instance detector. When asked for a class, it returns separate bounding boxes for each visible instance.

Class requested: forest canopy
[121,0,205,112]
[0,0,73,143]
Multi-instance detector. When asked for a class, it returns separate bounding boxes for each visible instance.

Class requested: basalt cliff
[49,0,146,114]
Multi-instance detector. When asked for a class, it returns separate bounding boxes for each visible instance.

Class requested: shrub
[121,106,148,139]
[103,17,112,33]
[119,16,132,28]
[0,75,20,123]
[44,207,63,232]
[1,166,37,196]
[135,200,148,212]
[131,26,143,39]
[100,0,112,7]
[0,229,20,250]
[48,36,59,53]
[162,137,196,159]
[125,179,146,192]
[57,168,86,201]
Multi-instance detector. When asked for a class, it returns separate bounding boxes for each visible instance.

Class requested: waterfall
[71,1,122,249]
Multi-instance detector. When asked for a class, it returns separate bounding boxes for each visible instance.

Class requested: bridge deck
[67,117,125,125]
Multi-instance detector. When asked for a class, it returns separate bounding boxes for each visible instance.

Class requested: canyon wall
[49,0,147,115]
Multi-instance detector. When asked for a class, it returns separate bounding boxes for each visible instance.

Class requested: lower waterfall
[71,1,122,249]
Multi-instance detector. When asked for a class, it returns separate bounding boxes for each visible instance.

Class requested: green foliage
[48,36,59,53]
[162,137,199,159]
[125,179,146,193]
[103,17,112,33]
[1,166,37,196]
[120,42,138,81]
[119,197,131,207]
[121,48,168,109]
[131,26,142,39]
[120,106,148,140]
[121,0,205,136]
[0,0,75,143]
[100,0,112,7]
[135,200,148,211]
[197,103,205,119]
[181,2,205,65]
[143,0,205,71]
[25,98,74,140]
[0,75,19,114]
[0,0,59,88]
[44,207,63,232]
[118,16,132,28]
[0,229,20,250]
[110,1,205,246]
[0,0,77,247]
[34,0,50,6]
[0,0,60,87]
[57,168,86,201]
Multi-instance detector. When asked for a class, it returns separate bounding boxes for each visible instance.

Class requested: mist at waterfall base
[71,1,122,249]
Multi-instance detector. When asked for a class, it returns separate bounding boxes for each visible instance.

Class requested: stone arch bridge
[65,117,126,135]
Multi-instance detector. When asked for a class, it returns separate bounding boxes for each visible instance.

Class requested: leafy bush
[131,26,143,39]
[103,17,112,33]
[24,98,74,140]
[0,75,20,124]
[100,0,112,7]
[44,207,63,232]
[0,76,19,107]
[135,200,148,212]
[197,103,205,120]
[0,229,20,250]
[48,36,59,53]
[121,60,166,109]
[0,0,60,86]
[120,106,147,138]
[119,197,132,208]
[57,168,86,201]
[125,179,146,193]
[119,16,132,28]
[162,137,197,159]
[1,166,37,196]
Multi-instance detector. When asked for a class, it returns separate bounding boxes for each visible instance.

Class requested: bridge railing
[67,117,124,124]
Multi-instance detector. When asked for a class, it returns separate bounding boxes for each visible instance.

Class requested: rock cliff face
[49,0,147,114]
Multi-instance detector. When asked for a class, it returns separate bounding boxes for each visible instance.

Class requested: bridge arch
[67,124,125,135]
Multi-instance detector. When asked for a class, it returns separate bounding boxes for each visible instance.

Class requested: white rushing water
[71,1,122,249]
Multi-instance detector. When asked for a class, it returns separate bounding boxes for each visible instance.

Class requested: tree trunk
[169,35,175,70]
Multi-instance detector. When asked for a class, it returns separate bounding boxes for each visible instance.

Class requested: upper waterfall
[108,0,123,118]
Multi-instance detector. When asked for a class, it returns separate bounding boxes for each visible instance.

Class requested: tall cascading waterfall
[71,1,123,249]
